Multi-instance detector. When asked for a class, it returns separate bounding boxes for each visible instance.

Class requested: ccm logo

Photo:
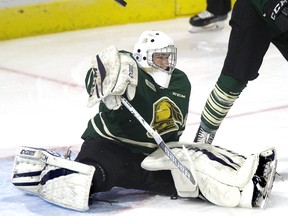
[20,149,36,156]
[271,0,287,20]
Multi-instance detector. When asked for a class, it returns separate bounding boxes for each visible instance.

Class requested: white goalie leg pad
[12,146,95,211]
[12,147,46,194]
[142,145,240,206]
[142,142,263,207]
[170,168,199,198]
[183,144,259,189]
[170,146,198,197]
[142,145,199,197]
[238,179,255,208]
[142,142,258,188]
[197,171,241,207]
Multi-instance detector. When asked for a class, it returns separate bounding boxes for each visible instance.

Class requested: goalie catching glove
[85,45,138,110]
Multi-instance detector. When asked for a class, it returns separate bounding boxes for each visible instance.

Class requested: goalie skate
[252,148,277,208]
[193,125,216,144]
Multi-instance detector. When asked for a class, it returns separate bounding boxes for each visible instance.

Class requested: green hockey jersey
[82,51,191,154]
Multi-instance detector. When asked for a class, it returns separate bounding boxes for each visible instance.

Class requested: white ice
[0,17,287,216]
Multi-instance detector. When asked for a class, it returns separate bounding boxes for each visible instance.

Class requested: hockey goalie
[11,30,277,211]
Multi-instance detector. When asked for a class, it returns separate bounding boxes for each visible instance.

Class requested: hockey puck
[114,0,127,7]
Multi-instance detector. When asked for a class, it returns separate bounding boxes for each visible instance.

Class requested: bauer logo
[20,149,36,156]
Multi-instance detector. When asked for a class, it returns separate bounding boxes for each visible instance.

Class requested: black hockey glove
[264,0,288,32]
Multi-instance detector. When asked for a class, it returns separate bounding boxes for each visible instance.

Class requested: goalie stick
[121,96,197,186]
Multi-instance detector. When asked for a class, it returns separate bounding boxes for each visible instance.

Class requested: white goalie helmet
[133,30,177,74]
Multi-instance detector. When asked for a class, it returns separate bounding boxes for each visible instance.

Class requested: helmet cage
[147,45,177,74]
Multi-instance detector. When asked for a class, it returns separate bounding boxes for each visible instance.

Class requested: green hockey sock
[200,74,247,131]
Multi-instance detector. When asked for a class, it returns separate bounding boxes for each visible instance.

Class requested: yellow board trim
[0,0,175,40]
[176,0,206,16]
[0,0,236,40]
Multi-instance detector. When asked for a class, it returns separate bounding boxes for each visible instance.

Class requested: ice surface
[0,17,287,215]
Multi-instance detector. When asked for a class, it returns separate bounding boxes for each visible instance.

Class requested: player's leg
[75,138,176,196]
[189,0,231,32]
[194,74,247,144]
[194,0,272,144]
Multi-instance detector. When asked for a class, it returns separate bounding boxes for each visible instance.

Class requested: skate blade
[189,21,225,33]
